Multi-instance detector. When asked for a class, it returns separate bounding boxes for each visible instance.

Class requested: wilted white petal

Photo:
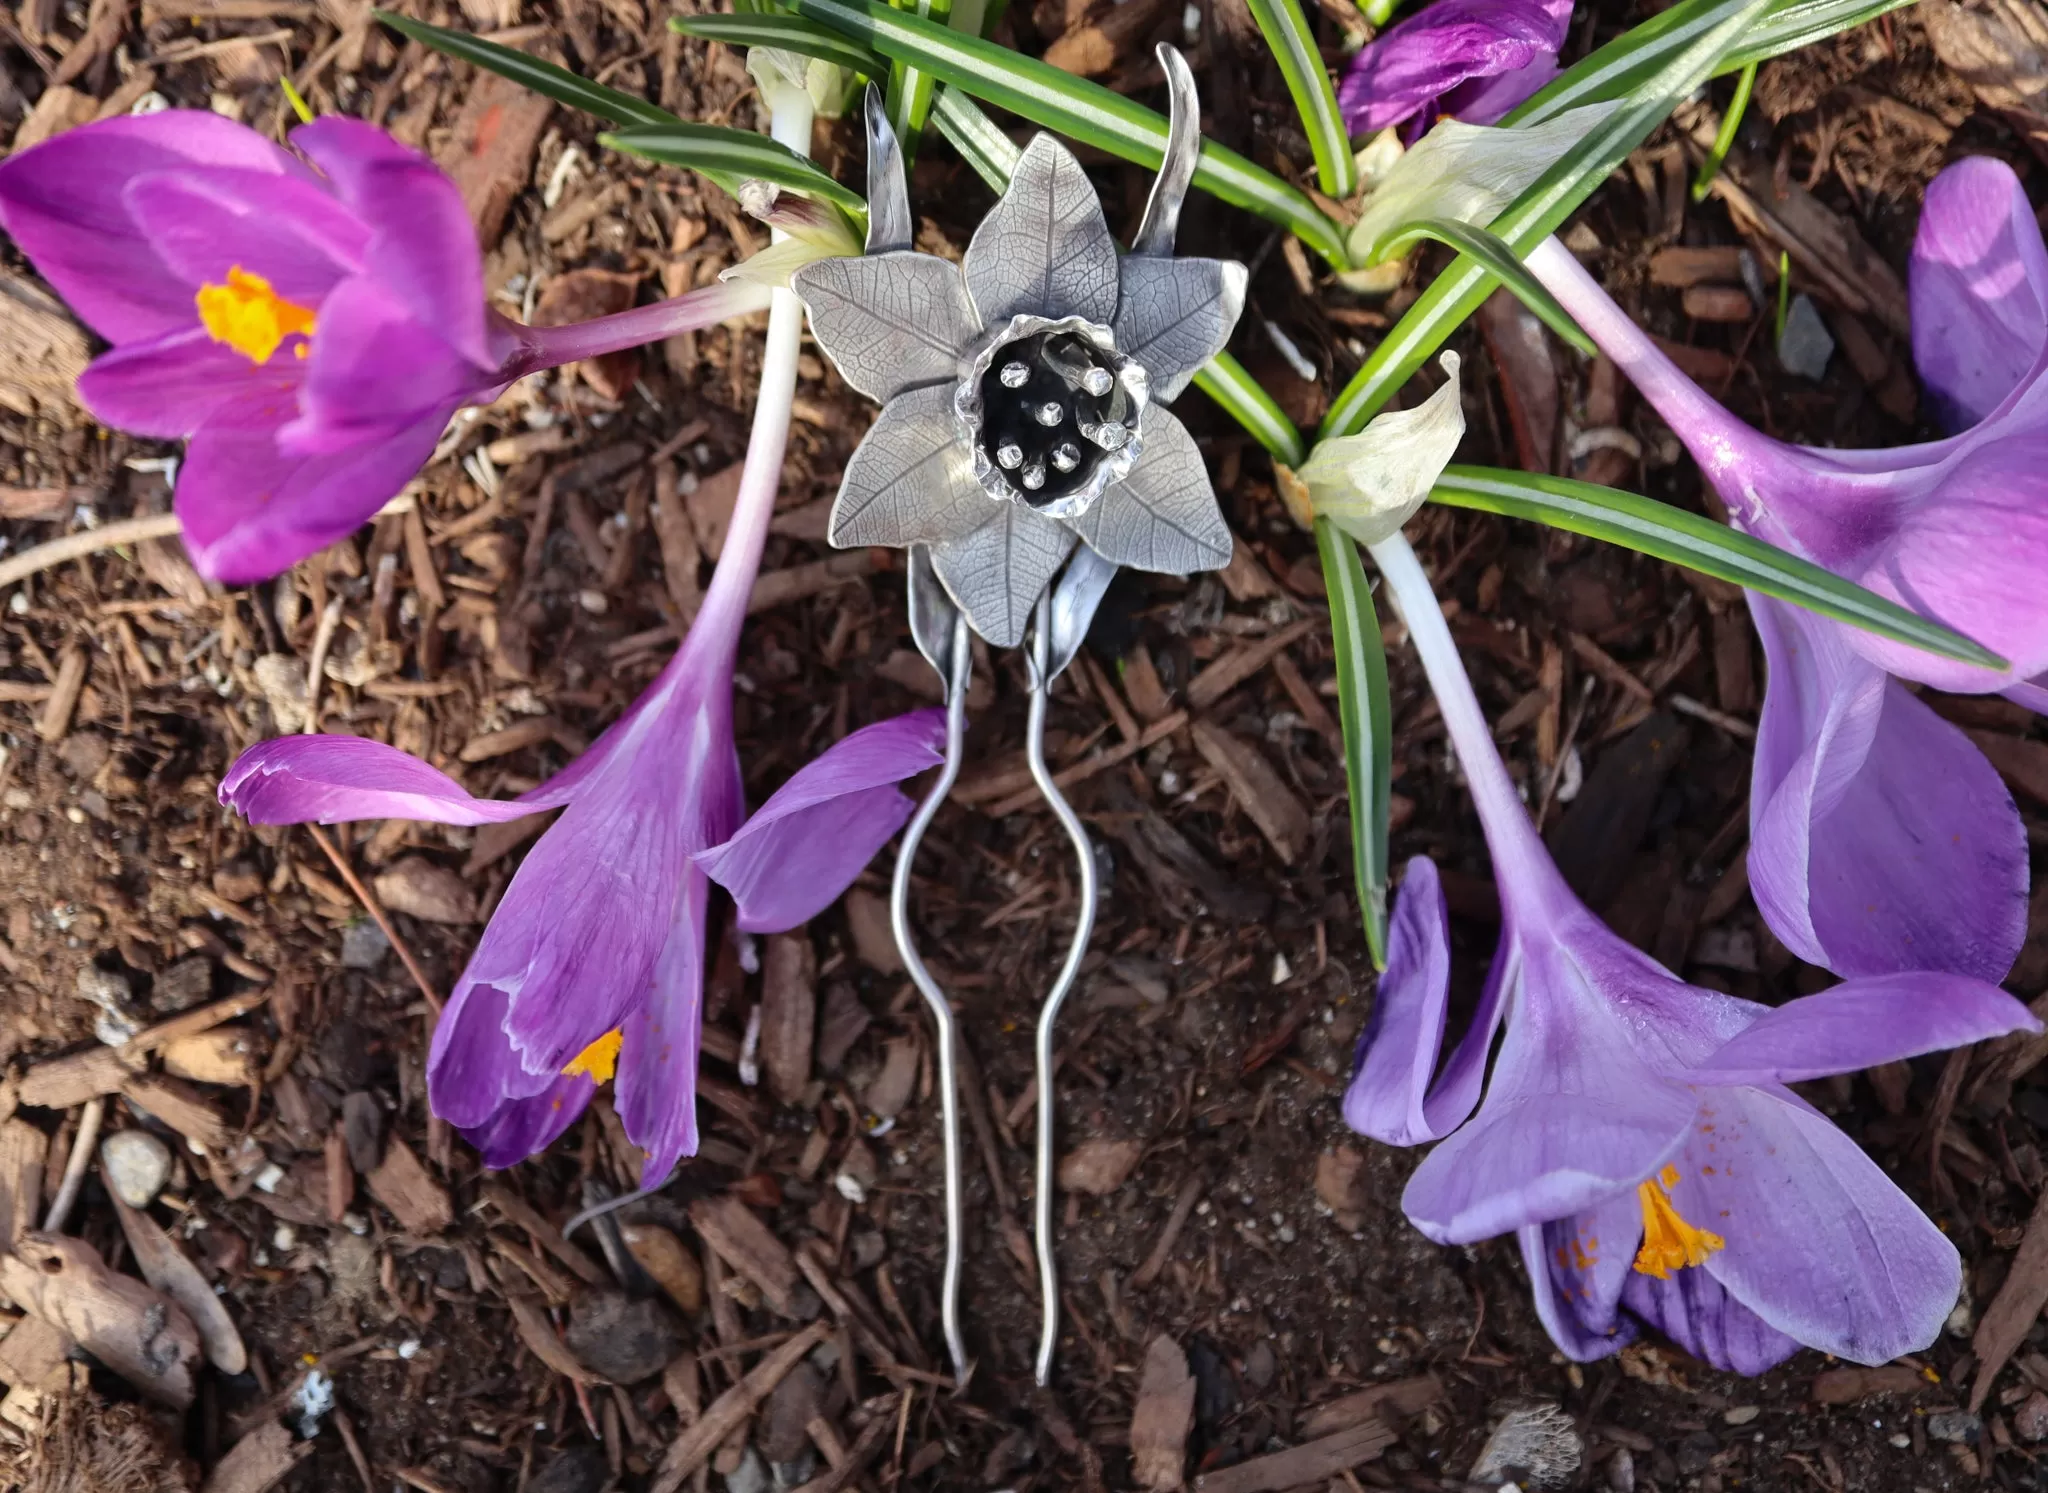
[1295,352,1465,546]
[1346,103,1621,265]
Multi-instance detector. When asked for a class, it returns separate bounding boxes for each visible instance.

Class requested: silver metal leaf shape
[828,385,989,549]
[793,251,979,406]
[931,501,1078,649]
[1112,257,1248,404]
[1045,545,1119,683]
[1133,45,1201,258]
[1066,407,1232,575]
[907,544,967,689]
[963,134,1120,328]
[862,86,913,255]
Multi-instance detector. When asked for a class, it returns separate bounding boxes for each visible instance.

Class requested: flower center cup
[956,315,1149,521]
[1632,1163,1725,1279]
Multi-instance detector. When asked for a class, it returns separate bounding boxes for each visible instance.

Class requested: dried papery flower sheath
[791,86,1246,645]
[1349,533,2038,1374]
[0,112,771,581]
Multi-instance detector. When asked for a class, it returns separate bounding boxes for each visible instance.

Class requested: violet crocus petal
[281,278,492,455]
[426,979,565,1129]
[76,329,282,439]
[1518,1189,1642,1362]
[1439,48,1560,124]
[1402,928,1695,1245]
[1671,1086,1962,1365]
[1618,1264,1801,1375]
[0,111,304,343]
[219,732,571,826]
[695,710,945,933]
[1909,155,2048,432]
[122,167,367,304]
[1336,0,1572,135]
[292,117,492,371]
[461,1073,595,1171]
[1343,856,1508,1146]
[1685,974,2037,1088]
[615,869,713,1185]
[177,388,452,582]
[1748,595,2026,982]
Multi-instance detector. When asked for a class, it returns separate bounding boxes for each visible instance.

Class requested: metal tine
[892,550,973,1387]
[863,84,914,255]
[1024,581,1104,1386]
[1131,44,1201,258]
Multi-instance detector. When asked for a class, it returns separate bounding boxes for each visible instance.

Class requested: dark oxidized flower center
[974,330,1136,506]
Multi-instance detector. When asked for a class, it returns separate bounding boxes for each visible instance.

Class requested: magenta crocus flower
[1347,535,2037,1373]
[218,204,933,1180]
[1524,202,2039,985]
[1338,0,1572,136]
[0,112,767,582]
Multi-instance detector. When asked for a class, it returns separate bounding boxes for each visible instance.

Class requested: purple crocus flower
[1338,0,1572,137]
[219,269,930,1180]
[1524,214,2037,985]
[0,112,767,582]
[1348,534,2037,1373]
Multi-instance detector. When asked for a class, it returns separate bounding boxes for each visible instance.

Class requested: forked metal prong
[892,553,973,1387]
[1132,44,1201,258]
[1025,587,1103,1386]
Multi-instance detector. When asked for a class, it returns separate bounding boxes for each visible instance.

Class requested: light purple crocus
[219,249,928,1181]
[1338,0,1572,137]
[0,112,767,582]
[1348,534,2038,1373]
[1525,204,2039,986]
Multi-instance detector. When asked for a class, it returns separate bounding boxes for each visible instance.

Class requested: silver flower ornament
[793,57,1246,647]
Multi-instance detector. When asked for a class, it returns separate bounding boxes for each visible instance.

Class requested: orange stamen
[195,266,316,364]
[562,1029,623,1084]
[1633,1163,1725,1279]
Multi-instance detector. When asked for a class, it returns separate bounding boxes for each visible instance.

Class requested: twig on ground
[0,513,183,591]
[41,1094,104,1232]
[306,823,442,1013]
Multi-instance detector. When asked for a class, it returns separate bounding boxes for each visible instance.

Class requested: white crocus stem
[1368,529,1560,892]
[693,88,814,650]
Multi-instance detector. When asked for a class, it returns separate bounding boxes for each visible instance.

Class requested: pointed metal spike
[1133,45,1200,258]
[1022,461,1047,490]
[863,85,914,255]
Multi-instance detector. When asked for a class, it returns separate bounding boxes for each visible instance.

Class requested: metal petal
[792,250,977,406]
[1067,406,1231,575]
[828,385,991,549]
[931,500,1078,649]
[963,134,1119,327]
[1132,45,1201,257]
[1044,545,1119,682]
[862,85,913,255]
[1113,256,1247,404]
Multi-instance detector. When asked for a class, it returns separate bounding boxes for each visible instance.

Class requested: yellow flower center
[561,1029,623,1084]
[1632,1163,1725,1279]
[195,266,317,365]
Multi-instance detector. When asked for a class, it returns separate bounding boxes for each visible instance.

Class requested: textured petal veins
[196,266,316,364]
[561,1028,623,1084]
[1633,1164,1724,1279]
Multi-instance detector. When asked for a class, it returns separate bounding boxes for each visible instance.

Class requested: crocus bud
[1286,352,1466,544]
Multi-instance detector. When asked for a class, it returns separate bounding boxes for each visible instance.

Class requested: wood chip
[690,1194,803,1317]
[1312,1145,1370,1233]
[0,1233,201,1408]
[0,1316,70,1391]
[202,1421,316,1493]
[649,1321,829,1492]
[1974,1182,2048,1412]
[1188,722,1311,865]
[120,1075,231,1155]
[1812,1364,1930,1406]
[1926,0,2048,161]
[482,1182,606,1286]
[1192,1418,1397,1492]
[161,1026,260,1087]
[0,1119,47,1246]
[760,932,816,1105]
[685,462,742,559]
[35,646,86,742]
[862,1036,917,1121]
[1130,1334,1196,1490]
[434,71,553,244]
[507,1293,602,1384]
[106,1181,247,1374]
[1185,620,1318,711]
[749,552,876,615]
[1476,287,1559,474]
[372,856,479,924]
[1296,1374,1441,1438]
[19,987,269,1109]
[1704,150,1909,336]
[0,273,88,422]
[364,1139,453,1235]
[1057,1137,1144,1196]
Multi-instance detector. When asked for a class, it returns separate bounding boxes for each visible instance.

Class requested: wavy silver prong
[1046,544,1117,684]
[894,553,972,1387]
[1025,588,1102,1386]
[1133,45,1201,258]
[863,84,913,255]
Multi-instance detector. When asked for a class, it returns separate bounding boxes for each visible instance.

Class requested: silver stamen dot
[997,443,1024,470]
[1000,362,1030,389]
[1081,367,1113,396]
[1088,420,1129,450]
[1022,461,1047,491]
[1052,442,1082,473]
[1035,401,1065,427]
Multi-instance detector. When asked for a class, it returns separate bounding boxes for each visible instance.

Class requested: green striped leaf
[1243,0,1357,198]
[601,121,869,216]
[1377,219,1595,357]
[1316,516,1393,969]
[376,12,676,126]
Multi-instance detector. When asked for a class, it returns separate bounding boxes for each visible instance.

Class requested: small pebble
[1723,1405,1759,1426]
[100,1130,173,1208]
[2015,1391,2048,1442]
[340,919,391,970]
[1777,294,1834,381]
[1927,1410,1981,1444]
[723,1447,771,1493]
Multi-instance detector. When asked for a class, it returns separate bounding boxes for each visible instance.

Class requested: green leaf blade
[1316,516,1393,969]
[668,12,889,77]
[376,11,679,127]
[1430,465,2007,669]
[1192,354,1309,468]
[1379,219,1595,357]
[1242,0,1357,199]
[602,122,870,216]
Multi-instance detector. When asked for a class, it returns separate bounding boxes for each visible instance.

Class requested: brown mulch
[0,2,2046,1491]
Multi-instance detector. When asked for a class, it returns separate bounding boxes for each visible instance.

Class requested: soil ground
[0,2,2044,1491]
